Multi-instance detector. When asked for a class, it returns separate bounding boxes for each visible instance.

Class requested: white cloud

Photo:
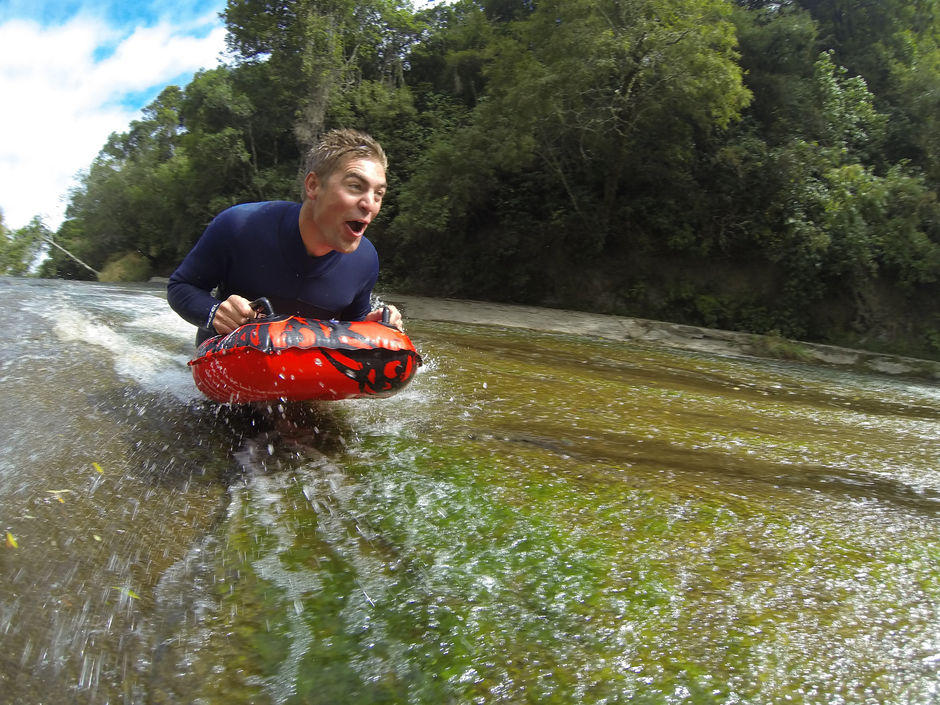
[0,12,226,231]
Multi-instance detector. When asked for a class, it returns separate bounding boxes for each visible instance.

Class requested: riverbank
[387,294,940,382]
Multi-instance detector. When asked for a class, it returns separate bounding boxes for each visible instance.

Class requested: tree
[0,217,48,276]
[796,0,940,182]
[739,51,940,336]
[485,0,750,235]
[406,0,495,109]
[223,0,423,148]
[390,0,752,299]
[888,39,940,184]
[731,2,819,144]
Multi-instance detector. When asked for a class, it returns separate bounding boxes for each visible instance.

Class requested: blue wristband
[206,302,221,330]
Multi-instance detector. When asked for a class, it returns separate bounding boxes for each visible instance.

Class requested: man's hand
[210,295,258,334]
[366,305,403,331]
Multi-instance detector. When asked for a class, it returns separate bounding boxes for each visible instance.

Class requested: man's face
[303,156,387,256]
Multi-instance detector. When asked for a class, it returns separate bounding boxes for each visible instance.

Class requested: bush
[750,330,815,362]
[98,252,152,282]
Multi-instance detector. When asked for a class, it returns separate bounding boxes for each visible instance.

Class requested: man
[167,129,402,345]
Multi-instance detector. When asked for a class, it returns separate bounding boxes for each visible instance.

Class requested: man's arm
[167,268,220,330]
[167,211,235,330]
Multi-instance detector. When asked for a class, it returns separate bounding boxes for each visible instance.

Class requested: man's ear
[303,171,319,201]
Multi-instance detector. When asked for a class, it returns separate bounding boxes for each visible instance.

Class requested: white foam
[43,298,200,403]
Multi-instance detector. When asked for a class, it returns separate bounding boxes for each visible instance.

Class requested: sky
[0,0,228,231]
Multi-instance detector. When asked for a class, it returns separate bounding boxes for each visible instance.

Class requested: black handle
[381,306,390,325]
[249,297,275,318]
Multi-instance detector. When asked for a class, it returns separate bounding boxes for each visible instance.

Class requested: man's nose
[360,191,380,211]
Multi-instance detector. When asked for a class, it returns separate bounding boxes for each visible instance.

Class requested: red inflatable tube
[188,315,422,403]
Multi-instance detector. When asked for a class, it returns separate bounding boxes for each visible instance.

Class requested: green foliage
[696,45,940,341]
[774,53,938,295]
[482,0,751,230]
[38,218,96,280]
[98,252,153,282]
[390,0,753,300]
[812,50,887,159]
[926,327,940,356]
[731,3,818,143]
[749,330,816,362]
[891,43,940,183]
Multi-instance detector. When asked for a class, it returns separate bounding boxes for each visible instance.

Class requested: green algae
[123,321,940,703]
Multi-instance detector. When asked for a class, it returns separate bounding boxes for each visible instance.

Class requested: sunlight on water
[2,280,939,704]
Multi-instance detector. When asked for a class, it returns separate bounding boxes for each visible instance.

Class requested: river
[1,276,939,704]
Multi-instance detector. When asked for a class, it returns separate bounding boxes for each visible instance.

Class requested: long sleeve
[166,214,232,329]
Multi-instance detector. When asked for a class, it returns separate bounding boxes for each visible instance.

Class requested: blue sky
[0,0,228,230]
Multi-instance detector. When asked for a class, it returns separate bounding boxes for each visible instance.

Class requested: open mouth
[346,220,367,235]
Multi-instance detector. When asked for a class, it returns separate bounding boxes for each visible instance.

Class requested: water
[1,276,939,704]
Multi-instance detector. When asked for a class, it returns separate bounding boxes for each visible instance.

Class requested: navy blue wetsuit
[167,201,378,344]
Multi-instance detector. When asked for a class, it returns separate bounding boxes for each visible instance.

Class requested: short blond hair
[304,129,388,182]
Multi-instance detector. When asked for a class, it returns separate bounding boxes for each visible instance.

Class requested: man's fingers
[385,305,403,331]
[212,296,258,333]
